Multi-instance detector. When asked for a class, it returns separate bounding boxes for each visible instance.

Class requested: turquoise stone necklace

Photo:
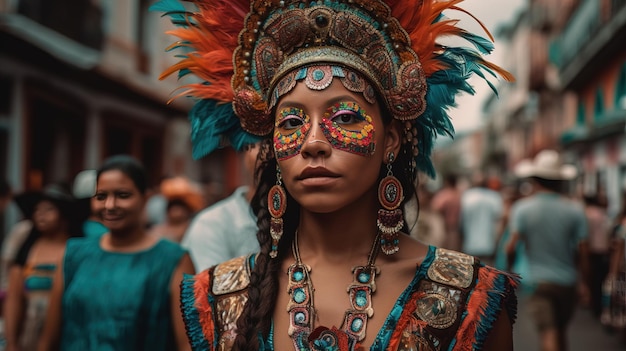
[287,232,381,350]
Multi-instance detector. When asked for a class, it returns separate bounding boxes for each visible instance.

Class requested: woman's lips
[297,167,340,186]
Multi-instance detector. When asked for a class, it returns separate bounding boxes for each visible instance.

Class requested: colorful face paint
[321,101,376,156]
[273,107,310,160]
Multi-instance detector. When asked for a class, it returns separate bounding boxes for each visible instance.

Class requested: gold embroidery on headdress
[232,0,428,136]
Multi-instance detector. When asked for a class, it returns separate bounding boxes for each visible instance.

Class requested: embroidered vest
[181,248,518,351]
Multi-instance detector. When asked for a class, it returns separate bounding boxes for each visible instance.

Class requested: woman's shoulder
[410,247,519,350]
[183,254,255,295]
[181,254,255,350]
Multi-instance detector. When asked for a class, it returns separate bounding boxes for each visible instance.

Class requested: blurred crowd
[410,150,626,351]
[0,148,624,350]
[0,142,262,350]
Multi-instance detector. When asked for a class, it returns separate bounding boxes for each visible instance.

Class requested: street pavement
[514,295,625,350]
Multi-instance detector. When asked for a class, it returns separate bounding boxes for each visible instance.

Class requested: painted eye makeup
[321,101,376,156]
[274,107,310,160]
[331,110,363,126]
[276,107,306,132]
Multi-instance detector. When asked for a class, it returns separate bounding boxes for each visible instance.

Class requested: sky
[445,0,527,133]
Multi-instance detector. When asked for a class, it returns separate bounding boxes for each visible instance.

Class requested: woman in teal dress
[158,0,519,350]
[37,155,195,351]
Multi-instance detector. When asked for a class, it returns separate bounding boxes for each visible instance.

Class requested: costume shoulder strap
[180,255,255,351]
[449,262,520,350]
[211,254,254,295]
[387,248,518,350]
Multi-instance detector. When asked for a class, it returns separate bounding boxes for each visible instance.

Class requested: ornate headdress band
[232,0,427,136]
[155,0,513,177]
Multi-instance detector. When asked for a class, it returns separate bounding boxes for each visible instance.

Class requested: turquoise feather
[189,100,262,160]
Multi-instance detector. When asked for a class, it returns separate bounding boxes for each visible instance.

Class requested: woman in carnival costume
[157,0,519,350]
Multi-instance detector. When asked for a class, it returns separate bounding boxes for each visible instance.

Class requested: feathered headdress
[154,0,513,177]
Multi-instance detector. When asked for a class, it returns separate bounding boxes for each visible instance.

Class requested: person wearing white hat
[506,149,589,351]
[72,170,108,238]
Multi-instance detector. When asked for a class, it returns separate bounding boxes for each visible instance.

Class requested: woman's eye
[331,111,361,125]
[117,192,131,199]
[278,117,304,130]
[94,194,106,201]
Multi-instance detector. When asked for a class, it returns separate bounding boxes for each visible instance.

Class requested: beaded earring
[377,152,404,255]
[268,165,287,258]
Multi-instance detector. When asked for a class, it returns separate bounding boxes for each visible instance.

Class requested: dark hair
[531,176,564,194]
[97,155,147,194]
[166,198,193,212]
[232,115,419,349]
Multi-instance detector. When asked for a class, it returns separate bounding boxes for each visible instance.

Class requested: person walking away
[409,183,446,247]
[583,194,611,318]
[506,150,589,351]
[460,175,503,264]
[431,174,462,251]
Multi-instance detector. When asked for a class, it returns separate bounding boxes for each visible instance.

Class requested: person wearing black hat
[3,183,85,351]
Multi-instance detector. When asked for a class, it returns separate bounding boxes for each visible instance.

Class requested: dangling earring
[377,152,404,255]
[268,165,287,258]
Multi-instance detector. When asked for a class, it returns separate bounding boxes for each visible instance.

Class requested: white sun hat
[514,149,577,180]
[72,169,97,199]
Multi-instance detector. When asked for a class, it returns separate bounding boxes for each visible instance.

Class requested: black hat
[14,183,81,220]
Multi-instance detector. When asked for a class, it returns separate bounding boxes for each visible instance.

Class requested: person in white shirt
[181,143,260,271]
[460,175,503,263]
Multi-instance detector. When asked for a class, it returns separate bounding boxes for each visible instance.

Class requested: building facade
[0,0,245,232]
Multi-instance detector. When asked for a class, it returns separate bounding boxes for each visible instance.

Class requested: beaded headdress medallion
[155,0,513,176]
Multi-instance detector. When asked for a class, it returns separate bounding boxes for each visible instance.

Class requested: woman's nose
[104,196,116,209]
[301,123,332,158]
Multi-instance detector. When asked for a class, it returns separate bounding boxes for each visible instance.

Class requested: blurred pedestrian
[150,176,205,243]
[460,174,503,263]
[181,142,260,271]
[409,183,445,247]
[583,194,611,318]
[4,183,85,351]
[494,183,530,282]
[0,178,18,294]
[72,169,108,238]
[431,173,462,250]
[144,176,169,229]
[506,149,589,351]
[37,155,194,351]
[601,194,626,335]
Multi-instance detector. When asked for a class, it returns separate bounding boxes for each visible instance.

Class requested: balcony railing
[551,0,601,71]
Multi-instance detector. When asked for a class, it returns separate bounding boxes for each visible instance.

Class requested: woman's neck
[296,190,379,261]
[104,225,153,252]
[39,228,70,242]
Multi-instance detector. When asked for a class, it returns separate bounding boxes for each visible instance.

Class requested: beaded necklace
[287,232,381,350]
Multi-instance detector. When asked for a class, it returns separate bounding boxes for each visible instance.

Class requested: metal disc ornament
[378,175,403,210]
[268,184,287,218]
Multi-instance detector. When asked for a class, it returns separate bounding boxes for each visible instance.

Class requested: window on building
[25,91,86,189]
[616,63,626,110]
[594,88,605,121]
[18,0,104,49]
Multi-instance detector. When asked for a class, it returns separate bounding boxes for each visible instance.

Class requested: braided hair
[232,109,419,349]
